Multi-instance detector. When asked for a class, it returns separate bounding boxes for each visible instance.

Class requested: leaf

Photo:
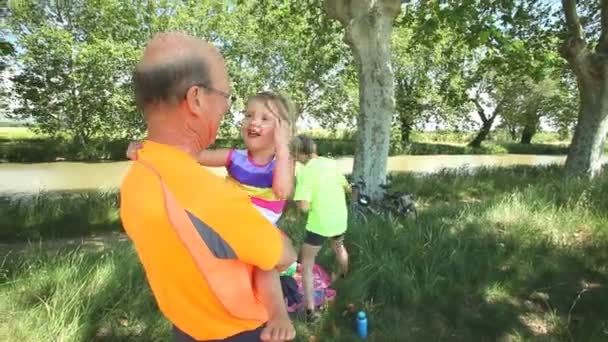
[479,30,491,45]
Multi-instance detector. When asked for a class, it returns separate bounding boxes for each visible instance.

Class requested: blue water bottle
[356,310,368,339]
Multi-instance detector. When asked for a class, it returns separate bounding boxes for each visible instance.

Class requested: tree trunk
[324,0,401,199]
[520,101,541,144]
[560,0,608,178]
[468,97,502,148]
[520,118,538,144]
[564,77,608,177]
[469,119,494,148]
[399,113,412,144]
[508,125,518,141]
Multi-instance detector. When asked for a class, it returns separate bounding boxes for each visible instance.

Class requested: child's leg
[301,232,324,314]
[331,235,349,278]
[254,268,295,341]
[301,243,322,312]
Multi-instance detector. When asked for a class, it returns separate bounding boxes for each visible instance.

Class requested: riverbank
[0,127,583,163]
[1,165,607,341]
[1,153,577,194]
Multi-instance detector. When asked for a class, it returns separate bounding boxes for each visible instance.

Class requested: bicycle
[349,180,377,224]
[379,183,418,220]
[348,177,417,223]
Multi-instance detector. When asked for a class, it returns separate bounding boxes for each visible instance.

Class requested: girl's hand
[273,116,291,153]
[126,141,144,160]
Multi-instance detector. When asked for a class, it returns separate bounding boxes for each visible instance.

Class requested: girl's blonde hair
[247,91,297,130]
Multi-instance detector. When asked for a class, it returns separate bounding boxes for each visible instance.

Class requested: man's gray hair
[133,57,211,109]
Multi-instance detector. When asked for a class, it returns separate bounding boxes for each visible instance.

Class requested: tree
[324,0,401,199]
[10,27,139,144]
[546,71,579,139]
[419,1,557,147]
[6,0,156,143]
[560,0,608,178]
[7,0,356,142]
[500,77,561,144]
[225,1,357,131]
[391,16,463,145]
[466,72,510,148]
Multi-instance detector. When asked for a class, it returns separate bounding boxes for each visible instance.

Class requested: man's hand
[126,141,143,160]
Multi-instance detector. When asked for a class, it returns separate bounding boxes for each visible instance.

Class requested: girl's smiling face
[241,99,280,153]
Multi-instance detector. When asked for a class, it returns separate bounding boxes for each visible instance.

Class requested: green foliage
[394,0,573,146]
[8,2,144,144]
[5,0,355,141]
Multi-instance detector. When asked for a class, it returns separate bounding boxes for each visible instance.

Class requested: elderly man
[120,32,297,342]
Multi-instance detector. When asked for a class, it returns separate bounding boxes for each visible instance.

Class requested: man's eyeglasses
[189,83,237,108]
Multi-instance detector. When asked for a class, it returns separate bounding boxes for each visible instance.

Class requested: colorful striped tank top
[226,149,286,224]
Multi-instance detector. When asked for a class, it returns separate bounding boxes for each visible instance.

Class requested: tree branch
[323,0,350,26]
[562,0,584,42]
[471,97,488,124]
[599,0,608,54]
[490,98,507,121]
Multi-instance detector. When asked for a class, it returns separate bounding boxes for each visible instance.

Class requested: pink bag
[286,263,336,313]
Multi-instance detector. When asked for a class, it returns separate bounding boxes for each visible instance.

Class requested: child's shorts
[304,231,345,247]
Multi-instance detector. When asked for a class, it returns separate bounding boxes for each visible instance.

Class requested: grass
[1,165,608,341]
[0,191,120,242]
[0,126,42,141]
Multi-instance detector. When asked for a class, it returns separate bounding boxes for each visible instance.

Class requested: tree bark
[468,98,502,148]
[564,75,608,177]
[561,0,608,178]
[508,125,518,141]
[519,97,541,144]
[469,119,494,148]
[399,113,413,144]
[324,0,401,199]
[520,113,539,144]
[519,125,535,144]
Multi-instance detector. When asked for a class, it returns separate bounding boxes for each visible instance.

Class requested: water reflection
[1,154,604,194]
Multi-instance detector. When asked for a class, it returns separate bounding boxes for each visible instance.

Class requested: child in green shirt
[292,135,349,322]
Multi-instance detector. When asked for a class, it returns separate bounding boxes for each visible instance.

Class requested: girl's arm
[196,149,232,167]
[272,146,294,200]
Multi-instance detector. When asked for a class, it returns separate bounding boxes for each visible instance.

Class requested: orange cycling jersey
[120,141,283,340]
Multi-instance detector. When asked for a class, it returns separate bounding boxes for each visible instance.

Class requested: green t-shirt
[293,157,348,237]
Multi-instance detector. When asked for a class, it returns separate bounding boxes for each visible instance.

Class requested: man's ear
[184,86,205,116]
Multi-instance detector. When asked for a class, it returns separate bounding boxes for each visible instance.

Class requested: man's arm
[208,189,297,272]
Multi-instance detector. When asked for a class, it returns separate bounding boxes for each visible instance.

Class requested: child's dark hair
[292,135,317,156]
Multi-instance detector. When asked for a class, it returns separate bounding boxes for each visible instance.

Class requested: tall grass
[0,191,120,241]
[1,166,608,341]
[0,242,170,342]
[0,127,41,141]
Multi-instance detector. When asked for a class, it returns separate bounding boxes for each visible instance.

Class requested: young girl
[196,91,295,224]
[128,92,295,221]
[127,91,297,341]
